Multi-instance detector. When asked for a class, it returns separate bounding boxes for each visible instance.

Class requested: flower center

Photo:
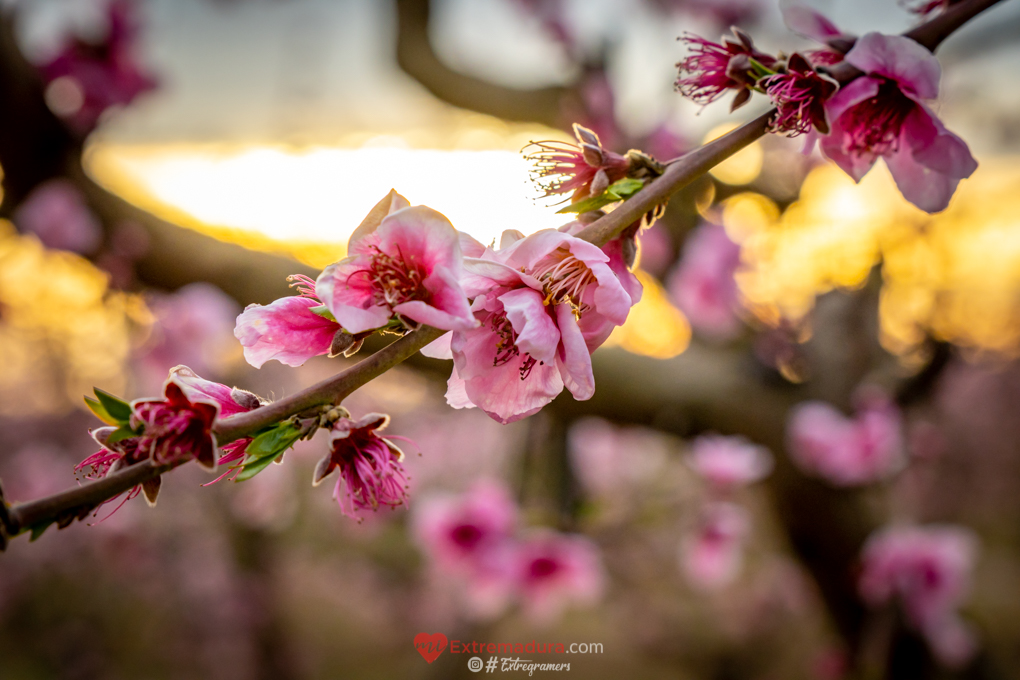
[451,523,484,549]
[355,246,428,313]
[841,79,916,157]
[529,556,561,580]
[490,312,540,380]
[531,247,596,317]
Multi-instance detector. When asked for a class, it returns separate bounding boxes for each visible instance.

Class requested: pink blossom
[680,501,750,590]
[667,223,743,341]
[902,0,953,17]
[412,480,519,616]
[523,124,630,203]
[653,0,765,26]
[513,531,605,624]
[787,391,905,487]
[818,33,978,213]
[135,283,239,391]
[445,229,639,423]
[859,524,979,667]
[169,365,266,476]
[315,194,476,335]
[312,413,410,519]
[235,275,341,368]
[780,4,854,66]
[675,30,777,110]
[763,53,839,136]
[687,434,773,490]
[567,417,668,498]
[40,0,158,133]
[635,222,674,278]
[13,179,102,254]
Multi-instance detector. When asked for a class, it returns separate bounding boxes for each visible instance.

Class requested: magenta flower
[667,223,743,341]
[513,531,605,624]
[902,0,953,17]
[860,524,979,667]
[40,0,158,133]
[312,413,411,519]
[675,30,777,110]
[446,229,638,423]
[780,4,855,66]
[235,274,342,368]
[523,124,631,203]
[763,53,839,136]
[787,390,905,487]
[316,197,476,335]
[169,365,266,478]
[680,501,749,590]
[818,33,978,213]
[687,434,773,491]
[13,179,102,254]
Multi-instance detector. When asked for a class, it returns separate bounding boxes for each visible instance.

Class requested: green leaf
[246,422,302,460]
[29,522,52,542]
[105,424,138,445]
[608,177,645,198]
[236,455,277,482]
[555,178,646,214]
[84,396,120,426]
[93,388,132,423]
[308,305,337,323]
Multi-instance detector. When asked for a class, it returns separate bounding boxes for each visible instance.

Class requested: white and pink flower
[513,531,606,624]
[680,501,750,590]
[687,434,773,491]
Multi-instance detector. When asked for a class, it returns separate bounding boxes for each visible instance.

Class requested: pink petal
[348,189,410,246]
[907,102,978,180]
[845,33,940,100]
[554,303,596,401]
[499,288,560,364]
[393,265,477,331]
[377,206,463,278]
[168,366,248,417]
[421,331,454,360]
[444,367,475,409]
[781,3,845,42]
[234,296,338,368]
[315,259,390,334]
[885,140,960,213]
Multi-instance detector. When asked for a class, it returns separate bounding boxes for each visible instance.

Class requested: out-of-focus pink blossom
[680,501,750,590]
[313,413,410,520]
[667,223,743,341]
[780,4,855,66]
[859,524,979,667]
[675,30,777,110]
[235,275,341,368]
[524,124,631,204]
[136,283,239,392]
[412,480,519,617]
[654,0,765,26]
[567,417,668,499]
[316,194,476,335]
[40,0,158,133]
[445,228,638,423]
[636,222,674,278]
[818,33,977,213]
[514,531,605,624]
[902,0,952,17]
[13,179,102,254]
[687,434,773,491]
[787,391,905,487]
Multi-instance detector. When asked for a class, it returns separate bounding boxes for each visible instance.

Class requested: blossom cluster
[235,188,642,424]
[675,4,978,213]
[412,480,604,624]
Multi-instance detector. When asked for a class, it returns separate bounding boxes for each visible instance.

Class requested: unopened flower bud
[329,329,356,358]
[230,387,264,411]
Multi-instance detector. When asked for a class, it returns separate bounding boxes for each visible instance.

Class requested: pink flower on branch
[316,193,477,335]
[859,524,979,667]
[234,275,342,368]
[763,53,839,136]
[523,124,631,204]
[445,229,639,423]
[312,413,411,519]
[819,32,978,213]
[675,29,777,110]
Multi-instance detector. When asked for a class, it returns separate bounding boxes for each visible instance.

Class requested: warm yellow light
[704,123,763,185]
[604,270,690,359]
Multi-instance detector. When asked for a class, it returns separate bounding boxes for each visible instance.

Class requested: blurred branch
[394,0,569,128]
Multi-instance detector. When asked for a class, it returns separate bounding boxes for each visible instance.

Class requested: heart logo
[414,632,448,664]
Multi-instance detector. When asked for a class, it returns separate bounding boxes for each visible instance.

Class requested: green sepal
[235,422,302,482]
[236,455,276,482]
[309,305,337,323]
[29,521,52,542]
[105,424,139,445]
[556,177,646,214]
[84,396,120,426]
[93,388,132,423]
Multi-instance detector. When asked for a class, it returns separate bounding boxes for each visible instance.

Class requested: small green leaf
[246,422,302,460]
[93,388,132,423]
[236,455,277,482]
[309,305,337,323]
[555,178,646,214]
[106,424,138,445]
[84,396,120,426]
[29,522,52,541]
[608,177,645,198]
